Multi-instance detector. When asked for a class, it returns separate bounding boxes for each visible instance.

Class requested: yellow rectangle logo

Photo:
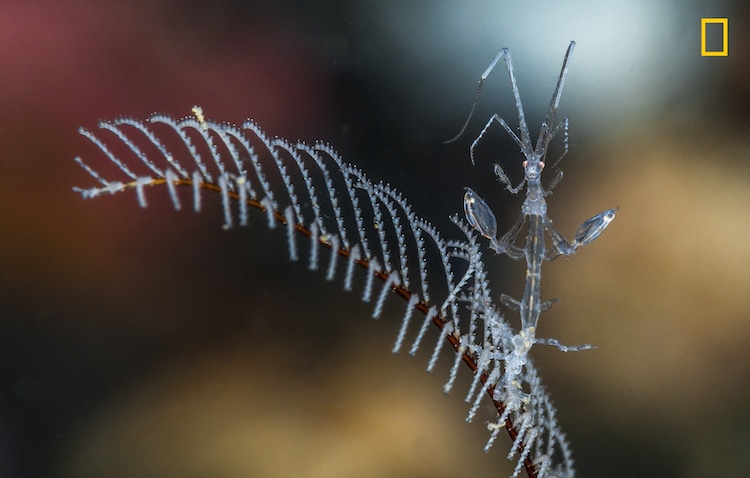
[701,18,728,56]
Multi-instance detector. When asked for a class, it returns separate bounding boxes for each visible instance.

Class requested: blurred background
[1,0,749,477]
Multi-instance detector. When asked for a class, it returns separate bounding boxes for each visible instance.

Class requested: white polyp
[510,421,536,477]
[106,182,125,195]
[218,174,233,229]
[511,446,532,478]
[373,271,399,319]
[193,124,224,178]
[115,117,187,177]
[326,235,339,281]
[409,306,437,356]
[74,156,107,186]
[237,176,248,226]
[100,122,163,178]
[427,321,452,373]
[494,388,514,434]
[362,257,379,303]
[419,266,429,299]
[152,114,212,183]
[165,169,181,210]
[135,177,150,208]
[217,121,246,169]
[260,196,275,230]
[370,205,390,271]
[464,347,491,402]
[467,366,500,423]
[443,333,466,393]
[284,206,298,261]
[343,244,360,292]
[392,294,419,353]
[508,419,525,460]
[71,186,93,199]
[483,421,503,453]
[309,222,319,271]
[441,260,476,313]
[191,170,202,212]
[79,126,138,180]
[535,454,552,478]
[560,429,576,472]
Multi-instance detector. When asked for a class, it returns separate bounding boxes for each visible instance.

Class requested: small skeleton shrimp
[455,41,616,350]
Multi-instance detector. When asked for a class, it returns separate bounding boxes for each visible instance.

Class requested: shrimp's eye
[539,161,545,169]
[522,160,528,168]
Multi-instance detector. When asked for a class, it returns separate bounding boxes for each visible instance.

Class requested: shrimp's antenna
[444,49,508,144]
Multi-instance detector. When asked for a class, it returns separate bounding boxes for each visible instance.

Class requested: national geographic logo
[701,18,728,56]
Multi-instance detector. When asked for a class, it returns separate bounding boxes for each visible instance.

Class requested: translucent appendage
[464,188,498,242]
[573,208,617,247]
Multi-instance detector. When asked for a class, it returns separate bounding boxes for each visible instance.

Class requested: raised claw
[464,187,498,242]
[573,207,617,247]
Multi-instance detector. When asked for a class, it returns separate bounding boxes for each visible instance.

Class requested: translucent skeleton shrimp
[456,41,616,351]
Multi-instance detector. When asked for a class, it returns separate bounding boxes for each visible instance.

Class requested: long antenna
[444,48,508,144]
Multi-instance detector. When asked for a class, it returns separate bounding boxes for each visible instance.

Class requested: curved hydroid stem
[74,111,578,478]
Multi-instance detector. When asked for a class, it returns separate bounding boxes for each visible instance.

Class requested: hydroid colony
[73,42,614,477]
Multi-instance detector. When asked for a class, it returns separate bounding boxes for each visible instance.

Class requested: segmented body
[461,41,616,344]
